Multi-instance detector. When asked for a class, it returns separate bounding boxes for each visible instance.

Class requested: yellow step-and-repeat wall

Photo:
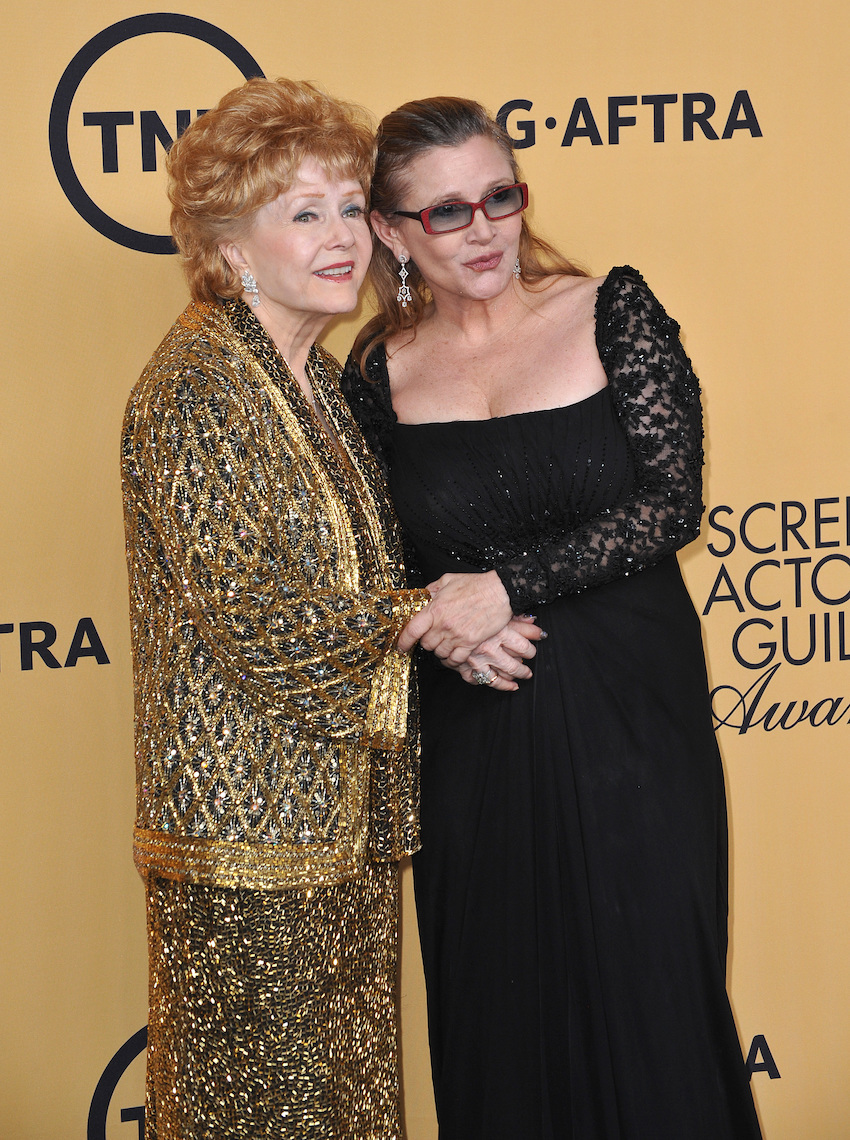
[2,3,848,1137]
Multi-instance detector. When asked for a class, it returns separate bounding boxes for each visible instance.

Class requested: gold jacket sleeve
[122,301,428,889]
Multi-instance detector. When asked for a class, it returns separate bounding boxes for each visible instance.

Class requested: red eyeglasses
[394,182,528,234]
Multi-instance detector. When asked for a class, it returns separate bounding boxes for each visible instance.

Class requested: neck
[427,279,530,345]
[246,295,328,383]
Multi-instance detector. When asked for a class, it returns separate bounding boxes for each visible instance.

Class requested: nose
[327,214,356,248]
[467,204,497,240]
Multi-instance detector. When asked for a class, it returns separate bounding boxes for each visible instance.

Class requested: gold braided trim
[134,825,368,892]
[364,650,411,752]
[364,589,430,750]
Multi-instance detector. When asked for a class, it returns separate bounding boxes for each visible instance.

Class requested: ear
[219,240,248,276]
[370,211,408,261]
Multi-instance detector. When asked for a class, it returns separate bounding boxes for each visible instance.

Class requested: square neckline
[388,265,621,428]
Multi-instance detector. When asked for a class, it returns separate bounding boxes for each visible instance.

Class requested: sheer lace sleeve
[341,345,428,587]
[340,344,397,482]
[494,266,704,612]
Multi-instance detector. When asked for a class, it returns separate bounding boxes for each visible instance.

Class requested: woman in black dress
[343,97,762,1139]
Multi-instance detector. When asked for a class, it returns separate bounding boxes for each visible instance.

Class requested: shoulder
[595,265,675,323]
[340,341,396,449]
[524,272,605,335]
[531,270,601,308]
[341,339,390,393]
[124,301,249,430]
[594,265,684,351]
[134,302,231,387]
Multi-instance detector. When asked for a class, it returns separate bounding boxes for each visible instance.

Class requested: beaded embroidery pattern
[122,300,427,891]
[342,266,704,614]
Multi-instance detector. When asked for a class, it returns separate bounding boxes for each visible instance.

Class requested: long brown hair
[355,96,586,367]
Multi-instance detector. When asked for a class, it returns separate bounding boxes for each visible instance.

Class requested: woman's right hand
[397,569,513,661]
[452,616,545,692]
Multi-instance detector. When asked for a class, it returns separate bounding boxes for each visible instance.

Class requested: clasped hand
[398,570,543,692]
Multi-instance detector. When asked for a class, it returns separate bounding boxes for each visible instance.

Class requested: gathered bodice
[342,266,704,612]
[390,388,634,584]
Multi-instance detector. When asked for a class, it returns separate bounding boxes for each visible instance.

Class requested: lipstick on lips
[464,251,503,272]
[315,261,355,280]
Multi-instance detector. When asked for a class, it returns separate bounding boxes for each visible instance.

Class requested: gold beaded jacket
[122,299,428,891]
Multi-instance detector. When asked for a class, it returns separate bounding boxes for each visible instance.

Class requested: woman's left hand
[396,570,513,663]
[452,615,544,691]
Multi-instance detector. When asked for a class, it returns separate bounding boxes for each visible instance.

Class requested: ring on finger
[471,669,496,686]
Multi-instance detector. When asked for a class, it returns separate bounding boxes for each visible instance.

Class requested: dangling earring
[513,257,521,280]
[241,270,260,307]
[396,254,412,308]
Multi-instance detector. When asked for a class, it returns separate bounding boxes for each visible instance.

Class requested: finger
[495,631,538,660]
[506,619,546,642]
[487,676,518,691]
[487,651,532,680]
[425,574,451,594]
[461,670,517,692]
[468,646,530,678]
[444,643,475,667]
[472,630,537,661]
[419,629,455,656]
[424,631,476,662]
[397,607,434,654]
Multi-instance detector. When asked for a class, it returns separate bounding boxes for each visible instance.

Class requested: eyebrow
[421,181,513,208]
[289,186,365,204]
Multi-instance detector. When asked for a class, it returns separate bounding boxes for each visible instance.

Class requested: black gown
[343,267,762,1139]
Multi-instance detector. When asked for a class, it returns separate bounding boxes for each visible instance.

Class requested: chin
[330,291,360,315]
[314,288,359,316]
[470,275,513,298]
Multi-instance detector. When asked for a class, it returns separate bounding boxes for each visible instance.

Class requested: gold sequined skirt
[145,861,401,1139]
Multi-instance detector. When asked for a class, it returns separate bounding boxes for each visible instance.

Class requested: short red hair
[167,77,375,302]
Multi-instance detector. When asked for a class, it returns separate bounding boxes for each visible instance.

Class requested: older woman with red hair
[122,77,430,1138]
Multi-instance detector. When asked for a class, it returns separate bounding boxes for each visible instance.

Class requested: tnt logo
[88,1027,147,1140]
[49,14,264,253]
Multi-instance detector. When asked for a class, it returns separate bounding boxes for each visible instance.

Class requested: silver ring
[472,669,495,686]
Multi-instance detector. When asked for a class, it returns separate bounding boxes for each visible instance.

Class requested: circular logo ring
[49,14,264,254]
[87,1026,147,1139]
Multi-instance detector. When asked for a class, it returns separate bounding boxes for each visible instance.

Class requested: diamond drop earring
[396,254,412,308]
[513,257,521,280]
[241,270,260,307]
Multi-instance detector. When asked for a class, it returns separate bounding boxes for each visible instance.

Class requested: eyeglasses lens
[426,202,475,232]
[483,185,525,219]
[425,185,525,233]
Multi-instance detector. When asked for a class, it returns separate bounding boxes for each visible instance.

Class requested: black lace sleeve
[340,343,397,482]
[341,343,428,587]
[494,266,705,612]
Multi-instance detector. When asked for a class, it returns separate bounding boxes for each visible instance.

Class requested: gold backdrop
[2,2,848,1137]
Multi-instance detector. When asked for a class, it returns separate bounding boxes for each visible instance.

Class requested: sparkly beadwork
[123,297,429,1136]
[123,299,429,891]
[145,861,402,1138]
[341,266,704,613]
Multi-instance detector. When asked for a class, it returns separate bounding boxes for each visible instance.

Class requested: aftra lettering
[498,91,762,149]
[745,1035,781,1080]
[83,109,207,172]
[0,619,110,670]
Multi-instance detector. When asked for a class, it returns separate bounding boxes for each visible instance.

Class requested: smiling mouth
[315,262,355,279]
[464,252,503,272]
